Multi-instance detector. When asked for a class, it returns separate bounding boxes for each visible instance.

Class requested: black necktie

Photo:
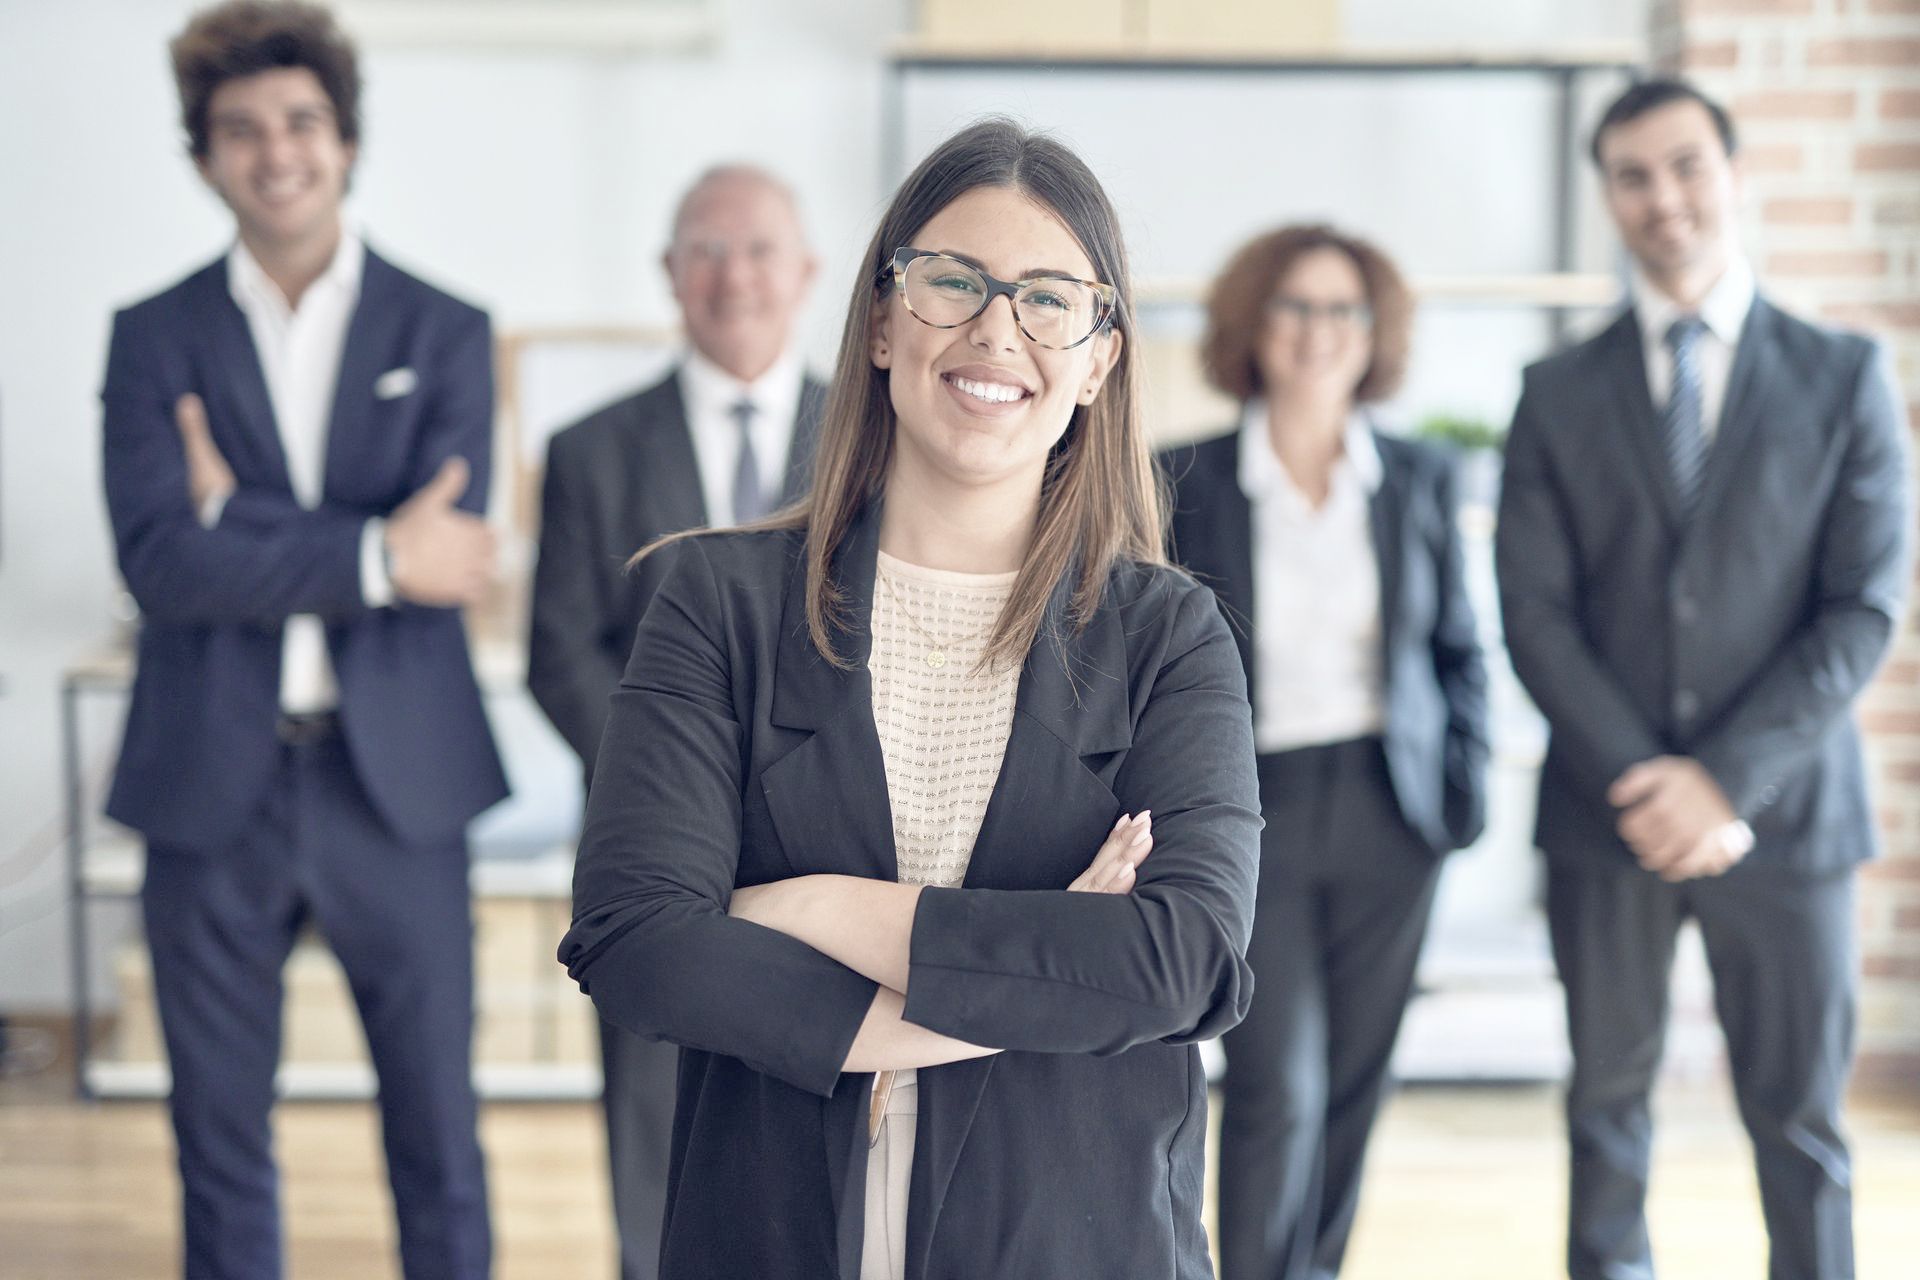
[729,399,765,523]
[1663,316,1709,514]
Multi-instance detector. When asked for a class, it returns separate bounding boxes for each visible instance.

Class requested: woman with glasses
[1160,224,1490,1280]
[560,119,1260,1280]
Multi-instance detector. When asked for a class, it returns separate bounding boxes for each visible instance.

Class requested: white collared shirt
[1240,400,1387,753]
[676,346,805,526]
[223,231,389,713]
[1633,255,1755,440]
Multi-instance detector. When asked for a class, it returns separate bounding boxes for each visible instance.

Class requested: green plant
[1414,413,1506,453]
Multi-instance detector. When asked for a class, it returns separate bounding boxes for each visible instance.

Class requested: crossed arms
[560,540,1262,1098]
[100,303,497,624]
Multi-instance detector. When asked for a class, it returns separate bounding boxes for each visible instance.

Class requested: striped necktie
[1663,315,1709,514]
[729,399,766,524]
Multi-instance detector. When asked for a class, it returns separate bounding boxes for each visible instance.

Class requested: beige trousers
[859,1070,919,1280]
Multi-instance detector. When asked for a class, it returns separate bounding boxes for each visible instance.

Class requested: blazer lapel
[642,375,710,534]
[903,568,1133,1273]
[1187,436,1257,702]
[1685,297,1777,530]
[757,503,894,1278]
[780,378,827,505]
[1367,428,1406,678]
[1599,310,1684,532]
[322,248,403,501]
[192,262,293,495]
[758,503,896,884]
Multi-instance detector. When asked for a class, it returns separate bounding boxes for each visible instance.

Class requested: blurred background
[0,0,1915,1276]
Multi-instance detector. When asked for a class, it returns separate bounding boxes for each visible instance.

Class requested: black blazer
[527,368,824,772]
[1496,298,1910,875]
[100,249,508,850]
[1159,426,1490,854]
[558,506,1261,1280]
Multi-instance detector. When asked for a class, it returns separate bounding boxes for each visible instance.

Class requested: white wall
[0,0,898,1006]
[0,0,1643,1008]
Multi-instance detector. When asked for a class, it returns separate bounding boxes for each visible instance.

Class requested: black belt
[275,710,341,746]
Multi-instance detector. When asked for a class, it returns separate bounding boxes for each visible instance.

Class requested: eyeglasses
[881,247,1117,351]
[1268,296,1374,330]
[671,237,785,267]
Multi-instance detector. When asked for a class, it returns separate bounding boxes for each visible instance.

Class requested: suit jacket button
[1674,689,1699,720]
[1761,784,1779,805]
[1673,595,1698,625]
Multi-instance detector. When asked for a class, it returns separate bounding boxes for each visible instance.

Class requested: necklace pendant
[925,649,948,669]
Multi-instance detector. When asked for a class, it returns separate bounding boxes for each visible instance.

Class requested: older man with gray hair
[529,164,824,1279]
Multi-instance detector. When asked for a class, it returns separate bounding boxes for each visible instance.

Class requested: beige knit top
[862,552,1023,1279]
[870,551,1022,891]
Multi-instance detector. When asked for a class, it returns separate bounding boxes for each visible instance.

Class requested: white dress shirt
[1240,400,1387,754]
[1633,254,1755,440]
[220,233,391,713]
[677,346,805,526]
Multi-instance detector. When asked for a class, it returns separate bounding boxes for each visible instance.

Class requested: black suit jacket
[527,368,824,773]
[100,249,508,851]
[558,506,1261,1280]
[1159,426,1490,854]
[1496,297,1910,875]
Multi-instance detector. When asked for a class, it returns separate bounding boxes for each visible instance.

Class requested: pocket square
[374,366,419,400]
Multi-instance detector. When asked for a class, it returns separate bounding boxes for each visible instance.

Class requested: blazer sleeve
[900,583,1262,1055]
[1430,453,1491,848]
[404,302,495,522]
[558,537,879,1098]
[528,427,625,768]
[1691,340,1912,815]
[1496,371,1667,801]
[101,307,370,625]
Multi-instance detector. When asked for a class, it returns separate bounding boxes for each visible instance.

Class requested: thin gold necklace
[875,564,992,670]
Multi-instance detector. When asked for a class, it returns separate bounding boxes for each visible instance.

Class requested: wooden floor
[3,1080,1917,1278]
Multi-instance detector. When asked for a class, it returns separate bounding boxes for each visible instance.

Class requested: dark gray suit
[1163,426,1489,1280]
[1496,297,1909,1280]
[528,366,822,1280]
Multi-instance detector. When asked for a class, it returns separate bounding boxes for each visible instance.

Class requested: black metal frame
[881,49,1644,345]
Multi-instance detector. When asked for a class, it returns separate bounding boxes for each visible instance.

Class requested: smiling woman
[559,119,1262,1280]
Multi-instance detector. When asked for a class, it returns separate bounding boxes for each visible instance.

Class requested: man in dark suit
[528,164,823,1280]
[1497,78,1909,1280]
[100,5,506,1276]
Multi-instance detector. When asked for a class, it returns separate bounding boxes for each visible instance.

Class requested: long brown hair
[643,118,1164,672]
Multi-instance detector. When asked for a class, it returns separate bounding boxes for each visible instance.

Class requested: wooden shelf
[77,834,574,900]
[66,634,532,694]
[82,1060,601,1102]
[1137,271,1621,311]
[890,38,1644,73]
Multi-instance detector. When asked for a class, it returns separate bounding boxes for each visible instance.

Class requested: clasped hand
[173,392,495,607]
[1608,755,1753,882]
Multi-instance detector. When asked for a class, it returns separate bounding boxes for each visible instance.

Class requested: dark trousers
[600,1017,679,1280]
[1546,857,1855,1280]
[1217,738,1441,1280]
[141,731,490,1280]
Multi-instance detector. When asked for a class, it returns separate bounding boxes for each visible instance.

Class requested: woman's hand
[1068,811,1152,893]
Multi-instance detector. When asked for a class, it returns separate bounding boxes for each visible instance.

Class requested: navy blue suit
[101,247,507,1279]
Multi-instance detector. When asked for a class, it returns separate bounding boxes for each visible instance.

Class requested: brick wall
[1652,0,1920,1091]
